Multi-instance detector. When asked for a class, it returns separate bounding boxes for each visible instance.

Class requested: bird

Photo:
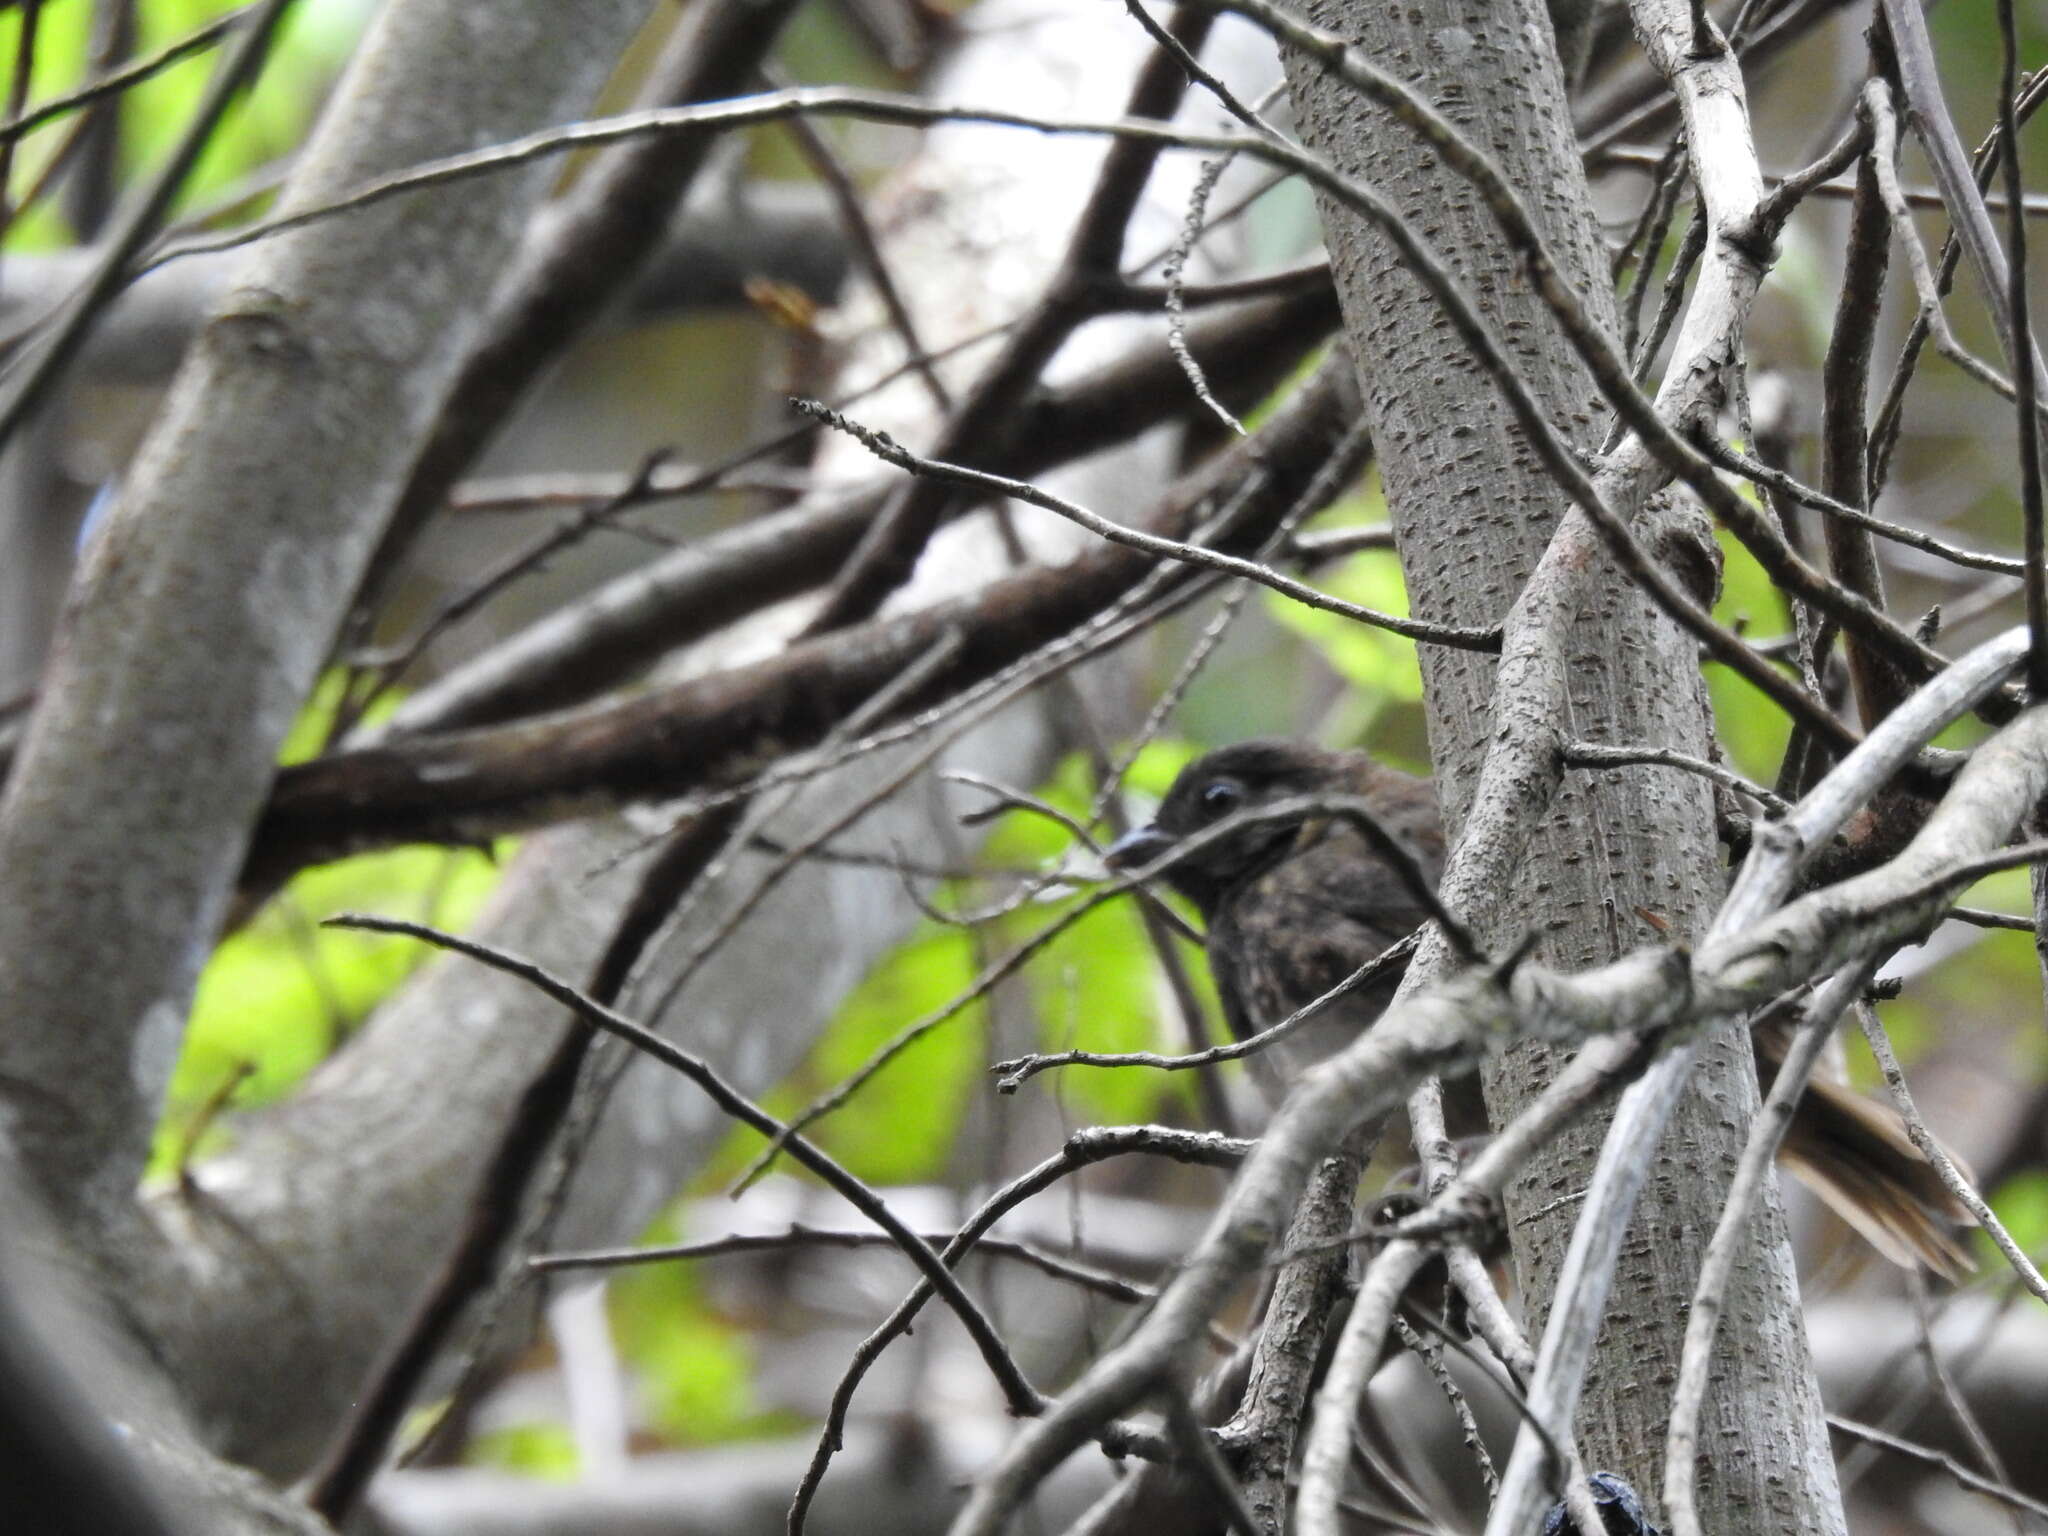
[1105,738,1975,1278]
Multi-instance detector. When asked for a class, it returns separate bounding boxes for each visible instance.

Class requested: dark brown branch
[799,397,1494,650]
[374,284,1337,739]
[799,7,1219,634]
[321,914,1045,1420]
[1819,147,1909,728]
[243,360,1362,885]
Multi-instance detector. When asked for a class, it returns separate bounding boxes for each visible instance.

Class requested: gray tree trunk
[1281,1,1843,1527]
[0,0,658,1224]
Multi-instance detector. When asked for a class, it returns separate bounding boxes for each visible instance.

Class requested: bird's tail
[1757,1019,1977,1281]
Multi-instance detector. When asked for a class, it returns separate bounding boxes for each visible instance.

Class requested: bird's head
[1104,739,1350,917]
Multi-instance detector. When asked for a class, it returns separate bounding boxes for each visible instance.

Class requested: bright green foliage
[1864,916,2035,1082]
[469,1421,581,1481]
[711,744,1222,1198]
[1706,523,1795,782]
[153,841,504,1176]
[1260,476,1425,755]
[787,920,982,1187]
[978,749,1199,1124]
[277,666,395,762]
[608,1218,798,1447]
[1017,885,1203,1126]
[1119,736,1199,800]
[1980,1171,2048,1265]
[2,0,369,252]
[1266,541,1422,746]
[149,668,504,1176]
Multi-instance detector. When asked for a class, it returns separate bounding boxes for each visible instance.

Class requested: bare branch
[321,913,1045,1421]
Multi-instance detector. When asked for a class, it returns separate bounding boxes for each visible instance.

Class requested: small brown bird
[1107,739,1974,1278]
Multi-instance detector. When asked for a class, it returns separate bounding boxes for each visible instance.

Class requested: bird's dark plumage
[1111,739,1975,1277]
[1108,739,1442,1097]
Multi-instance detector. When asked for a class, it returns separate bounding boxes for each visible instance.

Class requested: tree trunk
[1281,1,1844,1527]
[0,0,659,1225]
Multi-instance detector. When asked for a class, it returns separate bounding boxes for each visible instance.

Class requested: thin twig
[1164,1389,1262,1536]
[770,63,950,417]
[993,930,1419,1091]
[0,6,247,148]
[631,632,968,1028]
[1121,0,1284,139]
[786,1122,1249,1534]
[797,397,1500,653]
[339,453,671,737]
[531,1223,1161,1309]
[320,913,1045,1419]
[1391,1312,1499,1503]
[1828,1413,2048,1522]
[1994,0,2048,696]
[1663,958,1874,1536]
[1906,1270,2021,1536]
[0,0,297,455]
[1562,740,1791,813]
[1703,437,2024,578]
[1857,1001,2047,1302]
[1869,65,2048,497]
[1861,83,2042,423]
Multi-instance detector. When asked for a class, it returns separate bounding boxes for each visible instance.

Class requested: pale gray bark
[0,1149,329,1536]
[0,2,658,1525]
[0,184,845,387]
[0,0,660,1221]
[1280,0,1839,1528]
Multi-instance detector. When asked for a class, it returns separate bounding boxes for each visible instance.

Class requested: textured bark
[0,0,659,1221]
[1281,1,1841,1527]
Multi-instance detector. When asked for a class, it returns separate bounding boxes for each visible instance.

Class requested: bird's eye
[1199,779,1243,817]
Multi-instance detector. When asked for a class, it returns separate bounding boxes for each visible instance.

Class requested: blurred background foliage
[1,0,373,249]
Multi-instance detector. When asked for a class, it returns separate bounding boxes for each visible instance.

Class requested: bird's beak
[1105,823,1174,872]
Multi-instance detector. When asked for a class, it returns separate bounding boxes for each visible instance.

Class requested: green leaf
[1016,894,1196,1126]
[1706,528,1794,781]
[607,1216,798,1446]
[1120,737,1199,800]
[780,921,982,1187]
[2,1,370,253]
[1264,505,1421,746]
[152,841,506,1175]
[1982,1171,2048,1263]
[468,1422,580,1481]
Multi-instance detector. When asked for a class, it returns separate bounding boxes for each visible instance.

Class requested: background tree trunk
[0,0,658,1221]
